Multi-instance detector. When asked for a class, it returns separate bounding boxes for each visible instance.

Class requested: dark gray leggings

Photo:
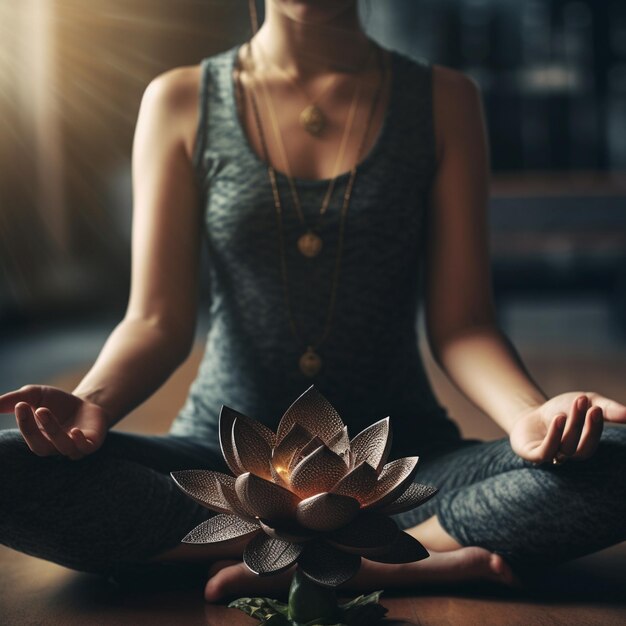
[1,425,625,579]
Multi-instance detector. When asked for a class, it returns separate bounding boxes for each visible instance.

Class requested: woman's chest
[200,159,431,280]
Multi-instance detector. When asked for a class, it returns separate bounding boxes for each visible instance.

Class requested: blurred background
[0,0,625,435]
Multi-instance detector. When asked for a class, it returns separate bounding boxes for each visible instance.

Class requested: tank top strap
[192,46,240,178]
[384,52,437,183]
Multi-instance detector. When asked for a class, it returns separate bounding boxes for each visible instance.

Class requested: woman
[1,0,625,602]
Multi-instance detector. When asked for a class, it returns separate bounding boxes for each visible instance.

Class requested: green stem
[288,568,341,624]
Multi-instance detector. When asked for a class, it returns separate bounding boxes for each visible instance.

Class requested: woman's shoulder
[140,63,204,163]
[431,63,482,101]
[139,46,239,162]
[429,63,484,162]
[143,45,238,112]
[144,63,202,108]
[389,47,479,93]
[385,50,482,160]
[387,50,481,111]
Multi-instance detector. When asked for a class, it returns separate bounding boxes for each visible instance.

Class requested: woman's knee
[0,428,33,459]
[0,429,42,491]
[1,430,52,507]
[0,428,97,522]
[598,423,626,450]
[575,425,626,477]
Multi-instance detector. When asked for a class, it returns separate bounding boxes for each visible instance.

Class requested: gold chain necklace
[235,42,387,377]
[249,39,365,259]
[253,39,372,138]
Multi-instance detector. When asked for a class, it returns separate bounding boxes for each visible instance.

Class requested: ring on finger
[552,452,569,465]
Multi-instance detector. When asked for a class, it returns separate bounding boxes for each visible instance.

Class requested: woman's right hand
[0,385,111,460]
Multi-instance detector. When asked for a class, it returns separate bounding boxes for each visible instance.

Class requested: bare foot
[204,546,523,602]
[360,546,524,589]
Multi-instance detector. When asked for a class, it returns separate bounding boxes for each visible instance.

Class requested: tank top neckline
[226,43,399,187]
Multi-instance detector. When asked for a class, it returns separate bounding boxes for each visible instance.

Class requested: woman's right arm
[72,65,204,424]
[0,65,205,457]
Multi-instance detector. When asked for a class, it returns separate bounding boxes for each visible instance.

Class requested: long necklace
[235,42,387,377]
[249,39,365,259]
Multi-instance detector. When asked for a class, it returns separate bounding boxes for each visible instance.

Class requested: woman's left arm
[423,66,626,463]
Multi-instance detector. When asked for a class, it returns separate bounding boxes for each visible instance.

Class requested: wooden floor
[2,338,626,625]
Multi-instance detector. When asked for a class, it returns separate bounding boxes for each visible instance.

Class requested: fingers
[556,395,606,462]
[533,413,566,463]
[571,405,604,460]
[15,402,56,456]
[559,395,589,457]
[0,386,41,413]
[69,428,96,455]
[586,393,626,424]
[33,407,83,460]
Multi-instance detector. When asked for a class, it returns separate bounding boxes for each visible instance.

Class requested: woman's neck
[253,1,372,78]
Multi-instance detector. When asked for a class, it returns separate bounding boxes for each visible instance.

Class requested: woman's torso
[168,43,463,457]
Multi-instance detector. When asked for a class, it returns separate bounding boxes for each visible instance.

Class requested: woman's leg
[394,425,626,575]
[0,428,226,576]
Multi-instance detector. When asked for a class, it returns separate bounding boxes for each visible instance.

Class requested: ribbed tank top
[168,43,463,458]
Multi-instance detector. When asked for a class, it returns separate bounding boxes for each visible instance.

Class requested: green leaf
[264,598,290,616]
[339,589,383,611]
[339,590,387,625]
[228,584,387,625]
[229,596,289,623]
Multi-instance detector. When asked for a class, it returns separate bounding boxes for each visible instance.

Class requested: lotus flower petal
[288,435,325,472]
[220,480,257,520]
[327,425,350,456]
[276,385,346,445]
[182,514,260,544]
[296,492,360,532]
[298,539,361,587]
[271,423,314,474]
[377,482,438,515]
[349,417,392,473]
[243,533,303,575]
[235,472,300,520]
[363,530,429,564]
[364,456,420,509]
[269,462,289,487]
[289,445,348,499]
[328,512,398,555]
[169,470,236,515]
[219,406,249,476]
[258,518,313,543]
[331,461,379,503]
[232,417,272,480]
[219,406,276,476]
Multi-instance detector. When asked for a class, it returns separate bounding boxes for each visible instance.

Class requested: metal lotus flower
[171,386,438,587]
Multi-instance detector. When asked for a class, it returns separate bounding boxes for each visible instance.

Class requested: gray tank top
[169,44,463,457]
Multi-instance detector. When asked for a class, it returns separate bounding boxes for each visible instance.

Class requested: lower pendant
[299,347,322,377]
[297,231,323,258]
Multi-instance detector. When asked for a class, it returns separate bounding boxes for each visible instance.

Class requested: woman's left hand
[509,392,626,464]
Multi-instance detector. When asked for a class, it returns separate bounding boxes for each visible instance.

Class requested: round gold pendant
[299,105,325,136]
[297,231,323,258]
[299,346,322,377]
